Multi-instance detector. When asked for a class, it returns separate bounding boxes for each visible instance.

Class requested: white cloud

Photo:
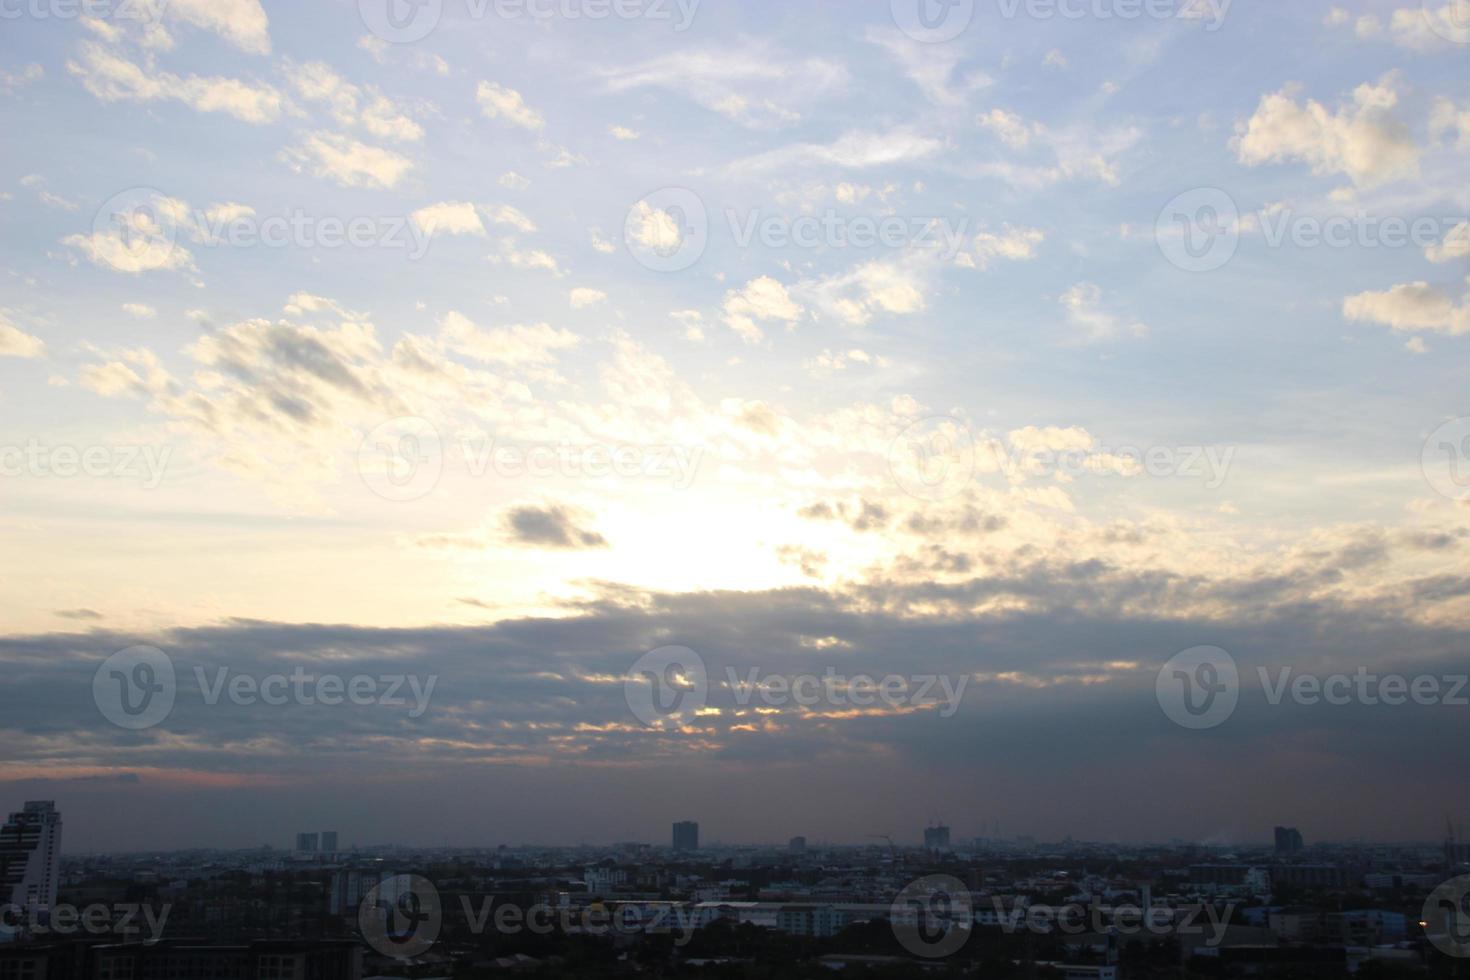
[476,81,545,131]
[484,205,536,233]
[492,241,562,275]
[287,61,423,142]
[411,202,486,238]
[67,42,283,124]
[609,125,640,141]
[122,303,157,319]
[589,228,617,254]
[63,200,196,274]
[1043,48,1070,70]
[439,311,580,366]
[1,62,43,93]
[285,132,413,189]
[599,46,847,129]
[1427,222,1470,263]
[1060,283,1149,341]
[957,225,1045,270]
[806,258,928,327]
[499,172,531,191]
[570,288,607,309]
[1233,73,1419,188]
[165,0,271,55]
[1343,279,1470,335]
[729,129,944,174]
[722,276,804,344]
[976,109,1142,188]
[0,315,45,358]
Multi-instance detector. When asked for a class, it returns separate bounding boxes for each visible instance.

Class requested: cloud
[1426,222,1470,263]
[570,288,607,309]
[284,132,413,189]
[976,109,1142,188]
[1233,73,1419,188]
[477,81,545,131]
[62,200,197,274]
[722,276,804,343]
[67,42,283,124]
[165,0,271,55]
[411,201,486,238]
[0,315,45,358]
[598,46,846,129]
[0,63,43,93]
[1060,283,1149,341]
[503,503,608,549]
[609,125,640,141]
[957,225,1045,270]
[1343,279,1470,335]
[730,129,945,174]
[438,312,580,366]
[122,303,158,319]
[286,61,423,142]
[805,258,928,327]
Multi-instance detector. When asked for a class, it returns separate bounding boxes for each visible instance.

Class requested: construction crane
[868,833,902,867]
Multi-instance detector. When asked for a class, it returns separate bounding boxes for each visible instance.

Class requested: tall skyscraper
[789,836,807,854]
[672,821,699,851]
[924,823,951,852]
[296,832,320,852]
[320,831,338,853]
[1274,826,1304,854]
[0,802,62,915]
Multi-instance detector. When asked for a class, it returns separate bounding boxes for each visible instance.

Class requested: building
[672,821,699,852]
[923,823,951,852]
[1274,826,1304,854]
[327,869,400,916]
[0,802,62,919]
[320,830,339,853]
[789,836,807,854]
[295,832,319,852]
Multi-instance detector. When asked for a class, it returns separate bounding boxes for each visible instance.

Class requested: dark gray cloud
[504,503,608,549]
[1,562,1468,850]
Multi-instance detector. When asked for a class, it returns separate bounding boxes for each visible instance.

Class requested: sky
[1,0,1469,852]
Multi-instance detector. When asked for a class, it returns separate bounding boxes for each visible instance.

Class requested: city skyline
[2,0,1469,856]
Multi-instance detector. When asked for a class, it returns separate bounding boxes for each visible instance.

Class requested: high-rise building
[1274,826,1304,854]
[789,836,807,854]
[0,802,62,916]
[924,823,951,852]
[296,832,320,852]
[320,831,338,853]
[672,821,699,851]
